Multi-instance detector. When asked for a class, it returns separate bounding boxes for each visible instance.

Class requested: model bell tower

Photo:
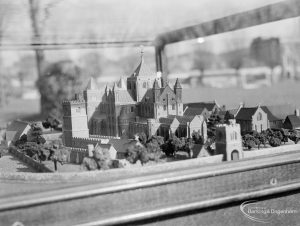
[62,99,89,147]
[215,119,243,161]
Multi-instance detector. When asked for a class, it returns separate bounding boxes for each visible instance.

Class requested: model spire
[140,45,144,60]
[174,78,182,89]
[86,77,97,90]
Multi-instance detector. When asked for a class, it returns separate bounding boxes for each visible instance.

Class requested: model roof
[227,108,240,116]
[6,120,31,142]
[285,115,300,129]
[265,104,296,120]
[131,56,154,78]
[261,106,280,121]
[114,90,136,104]
[183,101,218,112]
[184,107,208,117]
[235,107,258,120]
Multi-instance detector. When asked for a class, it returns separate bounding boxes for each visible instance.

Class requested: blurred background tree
[36,60,85,119]
[78,51,103,79]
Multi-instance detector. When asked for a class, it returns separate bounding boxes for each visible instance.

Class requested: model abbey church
[62,53,206,146]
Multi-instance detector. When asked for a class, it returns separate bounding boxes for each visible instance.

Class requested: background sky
[0,0,299,66]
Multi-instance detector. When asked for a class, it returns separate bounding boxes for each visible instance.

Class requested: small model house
[283,110,300,130]
[183,107,210,120]
[235,106,268,133]
[5,120,31,146]
[183,101,220,117]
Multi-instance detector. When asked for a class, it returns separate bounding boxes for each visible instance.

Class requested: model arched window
[257,112,262,121]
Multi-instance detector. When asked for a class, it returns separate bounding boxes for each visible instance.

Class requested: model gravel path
[0,153,37,173]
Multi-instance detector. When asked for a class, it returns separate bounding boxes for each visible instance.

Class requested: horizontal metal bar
[155,0,300,48]
[75,181,300,226]
[1,150,300,212]
[0,40,154,51]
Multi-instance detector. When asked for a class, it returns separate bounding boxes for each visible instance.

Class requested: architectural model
[62,53,207,147]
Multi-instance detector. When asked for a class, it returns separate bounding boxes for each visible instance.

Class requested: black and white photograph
[1,0,300,225]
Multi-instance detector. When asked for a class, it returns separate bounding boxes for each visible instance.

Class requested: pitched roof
[285,115,300,128]
[183,101,218,112]
[183,107,207,117]
[96,143,112,149]
[265,104,296,120]
[192,144,212,158]
[114,90,135,104]
[6,120,31,142]
[235,107,258,120]
[159,117,176,125]
[227,108,240,116]
[261,106,280,121]
[131,56,154,78]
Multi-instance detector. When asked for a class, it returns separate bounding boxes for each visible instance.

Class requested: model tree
[288,130,300,144]
[253,131,267,149]
[162,135,184,157]
[192,131,204,144]
[145,136,164,162]
[242,134,257,150]
[137,132,148,145]
[125,145,149,165]
[27,123,46,144]
[42,110,62,131]
[268,137,281,147]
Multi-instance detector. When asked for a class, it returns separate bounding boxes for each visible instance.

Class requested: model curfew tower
[215,119,243,161]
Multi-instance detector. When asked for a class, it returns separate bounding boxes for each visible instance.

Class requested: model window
[172,104,175,110]
[131,106,134,112]
[164,105,167,111]
[76,107,80,113]
[257,112,262,121]
[143,82,146,88]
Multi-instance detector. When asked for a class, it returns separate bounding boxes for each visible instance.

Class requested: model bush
[82,145,123,171]
[288,130,300,144]
[27,123,46,144]
[42,111,62,131]
[125,145,149,165]
[192,131,204,144]
[254,131,268,149]
[268,137,281,147]
[242,134,257,150]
